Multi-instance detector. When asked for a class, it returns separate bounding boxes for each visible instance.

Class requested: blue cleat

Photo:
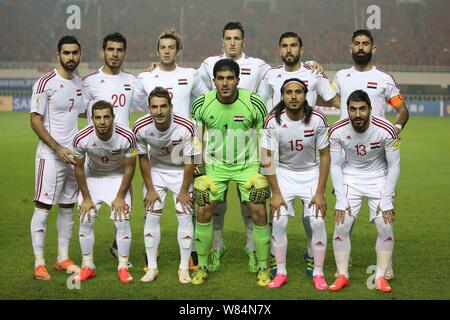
[304,250,314,277]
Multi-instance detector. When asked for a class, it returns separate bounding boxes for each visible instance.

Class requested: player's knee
[177,214,194,250]
[79,220,94,238]
[310,216,325,232]
[115,220,131,240]
[334,217,353,239]
[374,217,394,240]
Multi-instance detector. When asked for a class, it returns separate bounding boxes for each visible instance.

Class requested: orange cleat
[267,273,288,289]
[34,265,51,280]
[118,268,133,284]
[375,276,392,292]
[329,274,350,291]
[78,267,96,282]
[313,275,329,291]
[55,259,80,274]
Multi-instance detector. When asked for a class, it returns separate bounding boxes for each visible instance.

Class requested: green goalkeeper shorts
[205,163,259,203]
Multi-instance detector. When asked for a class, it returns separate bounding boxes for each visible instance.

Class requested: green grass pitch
[0,112,449,300]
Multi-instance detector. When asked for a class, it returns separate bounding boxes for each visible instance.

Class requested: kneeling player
[328,90,399,292]
[134,87,197,284]
[262,79,330,290]
[74,100,136,284]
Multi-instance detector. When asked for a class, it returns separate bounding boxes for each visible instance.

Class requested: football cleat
[207,245,226,272]
[245,247,258,273]
[118,268,133,284]
[34,265,51,281]
[384,261,395,280]
[55,258,80,274]
[189,251,199,271]
[141,269,159,282]
[303,250,314,277]
[143,251,159,272]
[375,276,392,293]
[191,267,208,285]
[313,275,329,291]
[329,274,350,291]
[77,267,96,282]
[267,273,288,289]
[256,269,271,287]
[178,269,192,284]
[268,254,277,278]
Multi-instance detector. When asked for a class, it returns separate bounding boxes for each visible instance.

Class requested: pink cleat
[313,275,329,291]
[267,273,288,289]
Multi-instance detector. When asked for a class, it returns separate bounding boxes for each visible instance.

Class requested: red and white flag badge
[367,82,378,89]
[234,115,244,122]
[241,68,251,75]
[178,78,188,85]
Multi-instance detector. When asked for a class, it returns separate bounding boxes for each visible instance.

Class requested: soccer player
[133,28,208,118]
[333,29,409,278]
[73,101,136,284]
[133,87,197,284]
[328,90,400,293]
[30,35,83,280]
[190,59,271,286]
[82,32,136,264]
[262,79,330,291]
[333,29,409,133]
[257,31,339,276]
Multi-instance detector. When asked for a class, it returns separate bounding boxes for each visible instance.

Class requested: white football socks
[115,219,131,269]
[333,215,354,279]
[241,203,255,251]
[57,206,74,262]
[144,213,161,270]
[375,217,394,278]
[31,207,49,267]
[271,215,288,276]
[310,216,327,276]
[177,213,194,270]
[212,202,226,251]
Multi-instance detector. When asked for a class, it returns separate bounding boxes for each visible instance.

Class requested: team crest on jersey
[370,141,381,149]
[124,84,131,91]
[241,68,251,75]
[172,138,182,145]
[367,82,378,89]
[76,89,81,96]
[112,149,121,155]
[178,79,188,85]
[304,129,314,137]
[303,80,309,86]
[234,115,244,122]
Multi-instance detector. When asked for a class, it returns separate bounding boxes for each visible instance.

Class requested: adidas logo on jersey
[282,124,288,128]
[91,143,97,147]
[60,84,64,89]
[100,79,106,83]
[346,135,352,140]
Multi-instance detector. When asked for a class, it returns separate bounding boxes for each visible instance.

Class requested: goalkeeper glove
[193,168,217,206]
[244,173,270,204]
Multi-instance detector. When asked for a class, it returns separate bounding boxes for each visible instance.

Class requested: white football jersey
[333,66,401,119]
[133,66,208,119]
[82,67,137,127]
[258,63,337,110]
[198,52,271,92]
[329,115,399,182]
[73,123,136,177]
[133,113,199,170]
[31,69,84,159]
[262,110,329,171]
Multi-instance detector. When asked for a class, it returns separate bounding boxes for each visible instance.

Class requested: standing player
[82,32,137,263]
[133,87,197,284]
[190,59,271,286]
[73,100,136,284]
[333,29,409,278]
[328,90,400,293]
[257,31,339,276]
[30,35,83,280]
[262,79,330,291]
[133,28,208,118]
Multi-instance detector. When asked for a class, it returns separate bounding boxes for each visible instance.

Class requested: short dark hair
[278,32,303,47]
[351,29,374,44]
[91,100,114,117]
[346,90,372,109]
[57,35,81,53]
[148,87,172,106]
[103,32,127,51]
[156,28,183,52]
[213,59,240,78]
[223,21,244,39]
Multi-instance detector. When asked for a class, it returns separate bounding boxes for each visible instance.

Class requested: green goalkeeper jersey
[191,88,267,165]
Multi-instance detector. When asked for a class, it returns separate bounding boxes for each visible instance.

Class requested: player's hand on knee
[244,173,270,204]
[309,192,327,219]
[112,197,128,222]
[381,209,395,224]
[270,192,287,220]
[144,189,161,214]
[79,198,96,223]
[193,175,217,206]
[176,191,193,214]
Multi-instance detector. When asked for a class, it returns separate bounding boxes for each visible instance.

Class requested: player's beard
[282,53,300,66]
[352,51,372,66]
[60,59,79,72]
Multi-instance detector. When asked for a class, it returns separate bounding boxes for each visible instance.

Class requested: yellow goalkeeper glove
[244,173,270,204]
[193,173,217,206]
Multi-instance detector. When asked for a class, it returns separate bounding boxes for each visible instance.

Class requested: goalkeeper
[190,59,271,286]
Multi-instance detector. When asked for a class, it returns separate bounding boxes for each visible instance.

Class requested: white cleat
[141,269,159,282]
[178,269,192,284]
